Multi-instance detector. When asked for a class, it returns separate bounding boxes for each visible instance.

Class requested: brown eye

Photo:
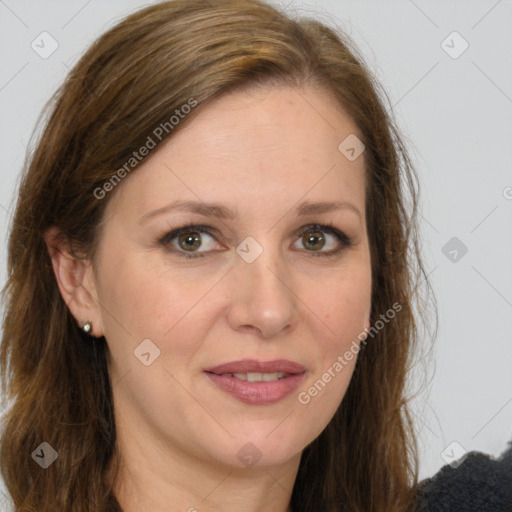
[159,224,220,259]
[302,230,325,251]
[292,223,353,257]
[178,232,202,251]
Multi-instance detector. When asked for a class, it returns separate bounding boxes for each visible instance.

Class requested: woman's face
[88,84,372,470]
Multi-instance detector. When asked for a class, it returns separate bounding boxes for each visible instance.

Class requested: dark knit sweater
[416,441,512,511]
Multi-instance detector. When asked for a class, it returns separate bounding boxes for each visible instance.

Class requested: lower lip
[205,372,305,405]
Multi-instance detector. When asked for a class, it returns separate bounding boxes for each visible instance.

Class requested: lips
[205,359,306,375]
[204,359,306,405]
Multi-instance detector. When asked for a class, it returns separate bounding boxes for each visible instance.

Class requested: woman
[0,1,509,511]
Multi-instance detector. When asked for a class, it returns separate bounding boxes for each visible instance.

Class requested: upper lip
[205,359,306,375]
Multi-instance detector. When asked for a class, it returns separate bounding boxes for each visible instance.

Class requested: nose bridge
[227,234,296,337]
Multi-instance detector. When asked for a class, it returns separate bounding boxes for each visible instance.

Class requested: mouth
[207,371,292,382]
[204,359,306,405]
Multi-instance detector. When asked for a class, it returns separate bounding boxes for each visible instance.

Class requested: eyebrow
[138,199,362,224]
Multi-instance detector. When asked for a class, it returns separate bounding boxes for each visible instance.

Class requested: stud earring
[81,322,92,334]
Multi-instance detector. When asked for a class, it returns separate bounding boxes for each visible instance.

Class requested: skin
[46,84,372,512]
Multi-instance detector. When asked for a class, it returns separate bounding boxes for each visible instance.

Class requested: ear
[44,226,104,337]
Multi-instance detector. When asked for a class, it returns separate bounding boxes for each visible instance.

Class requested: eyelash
[157,222,353,260]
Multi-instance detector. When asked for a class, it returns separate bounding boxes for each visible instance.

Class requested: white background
[0,0,511,501]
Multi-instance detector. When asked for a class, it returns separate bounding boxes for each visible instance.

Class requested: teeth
[231,372,287,382]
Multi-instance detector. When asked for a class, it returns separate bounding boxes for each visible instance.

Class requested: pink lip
[204,359,306,405]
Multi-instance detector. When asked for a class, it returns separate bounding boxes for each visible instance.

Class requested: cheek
[96,254,216,405]
[99,252,214,339]
[313,263,371,341]
[295,268,371,433]
[303,261,371,401]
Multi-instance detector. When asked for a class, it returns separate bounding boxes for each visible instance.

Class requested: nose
[225,241,297,339]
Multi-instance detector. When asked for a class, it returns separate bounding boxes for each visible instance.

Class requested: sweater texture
[416,441,512,511]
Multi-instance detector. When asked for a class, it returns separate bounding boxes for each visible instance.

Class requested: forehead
[105,84,366,221]
[181,83,361,151]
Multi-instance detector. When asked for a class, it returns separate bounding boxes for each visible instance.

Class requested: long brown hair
[0,0,436,510]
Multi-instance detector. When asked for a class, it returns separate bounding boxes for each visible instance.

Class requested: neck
[109,430,300,512]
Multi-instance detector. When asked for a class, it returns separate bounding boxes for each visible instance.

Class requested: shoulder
[415,441,512,511]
